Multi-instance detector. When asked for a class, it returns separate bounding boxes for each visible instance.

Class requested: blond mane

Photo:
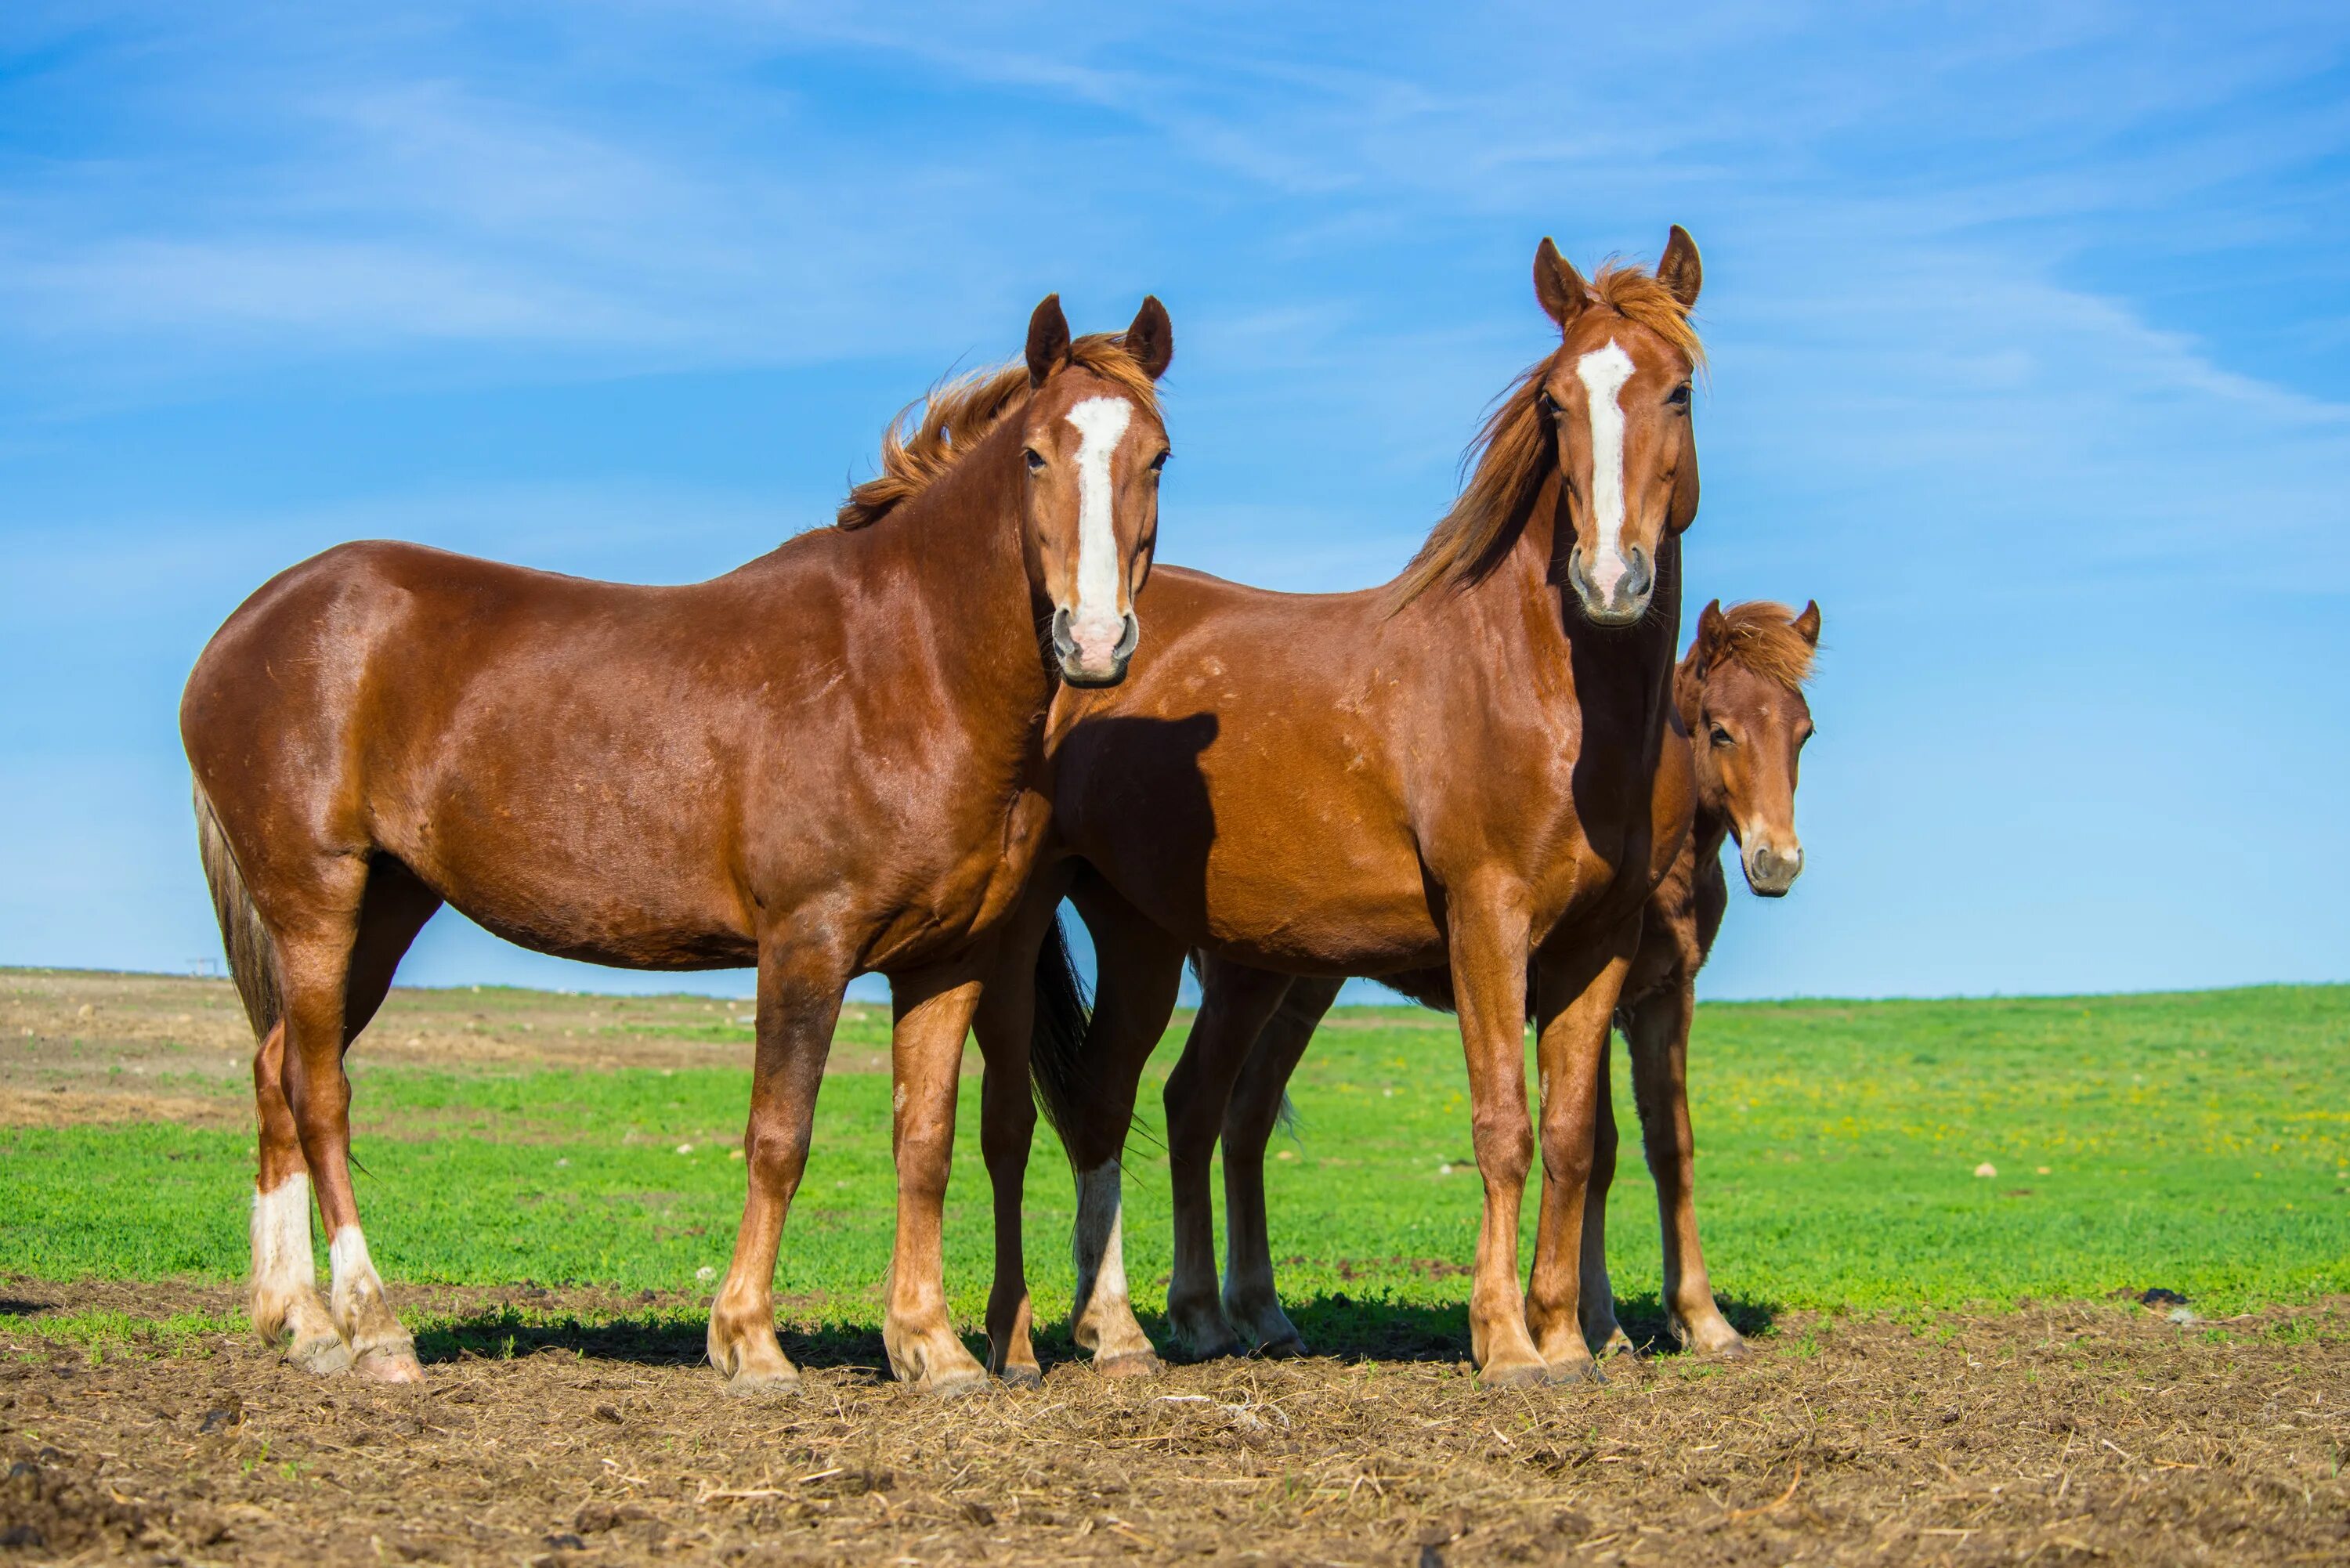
[1712,602,1817,690]
[836,334,1162,529]
[1388,260,1705,608]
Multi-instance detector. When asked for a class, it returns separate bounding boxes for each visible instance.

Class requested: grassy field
[4,973,2344,1342]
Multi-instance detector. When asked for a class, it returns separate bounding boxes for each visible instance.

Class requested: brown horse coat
[183,296,1173,1394]
[974,235,1709,1386]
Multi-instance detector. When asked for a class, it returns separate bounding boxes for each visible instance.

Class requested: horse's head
[1687,598,1820,896]
[1017,294,1173,687]
[1531,228,1704,627]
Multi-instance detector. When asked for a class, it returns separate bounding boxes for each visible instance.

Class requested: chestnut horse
[1180,598,1820,1366]
[971,233,1708,1387]
[181,294,1173,1395]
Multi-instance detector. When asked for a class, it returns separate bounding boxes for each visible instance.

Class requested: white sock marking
[251,1172,315,1296]
[1575,341,1636,600]
[1072,1159,1130,1308]
[1065,396,1134,645]
[328,1224,383,1317]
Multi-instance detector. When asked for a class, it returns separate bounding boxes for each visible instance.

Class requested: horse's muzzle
[1742,839,1803,897]
[1052,605,1139,688]
[1565,544,1654,627]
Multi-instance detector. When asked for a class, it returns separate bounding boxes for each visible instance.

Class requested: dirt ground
[2,1281,2344,1566]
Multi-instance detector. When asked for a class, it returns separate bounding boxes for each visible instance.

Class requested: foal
[183,295,1173,1394]
[1189,598,1820,1364]
[975,233,1708,1387]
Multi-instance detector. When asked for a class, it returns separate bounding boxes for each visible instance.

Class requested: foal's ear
[1123,295,1174,381]
[1533,237,1592,331]
[1658,225,1702,309]
[1793,600,1821,646]
[1694,598,1730,667]
[1026,294,1072,387]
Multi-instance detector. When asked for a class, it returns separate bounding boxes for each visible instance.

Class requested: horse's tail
[1027,912,1094,1140]
[193,780,281,1041]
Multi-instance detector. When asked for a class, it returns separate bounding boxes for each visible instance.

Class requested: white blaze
[1065,396,1134,641]
[1575,340,1637,600]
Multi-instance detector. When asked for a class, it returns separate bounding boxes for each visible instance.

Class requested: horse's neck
[810,434,1050,730]
[1474,472,1680,711]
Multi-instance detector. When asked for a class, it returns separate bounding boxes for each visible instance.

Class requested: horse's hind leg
[971,884,1071,1389]
[1216,974,1342,1358]
[1058,880,1187,1376]
[250,1019,347,1375]
[1625,977,1746,1357]
[1577,1032,1635,1357]
[1162,958,1294,1360]
[273,858,427,1382]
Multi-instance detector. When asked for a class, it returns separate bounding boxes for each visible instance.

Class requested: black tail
[1027,912,1094,1140]
[193,780,281,1041]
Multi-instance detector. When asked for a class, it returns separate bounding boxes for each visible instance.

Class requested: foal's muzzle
[1565,544,1654,627]
[1052,605,1139,688]
[1741,838,1804,897]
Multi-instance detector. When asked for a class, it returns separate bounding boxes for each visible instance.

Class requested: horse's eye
[1150,450,1170,472]
[1537,388,1560,417]
[1667,384,1692,409]
[1023,448,1047,472]
[1708,724,1734,746]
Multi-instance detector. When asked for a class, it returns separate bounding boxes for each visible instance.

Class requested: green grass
[3,985,2345,1340]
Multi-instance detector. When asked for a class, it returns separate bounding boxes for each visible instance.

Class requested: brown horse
[971,233,1708,1387]
[1182,598,1820,1365]
[180,294,1174,1394]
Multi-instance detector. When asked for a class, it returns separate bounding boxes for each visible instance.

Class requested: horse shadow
[407,1289,1779,1375]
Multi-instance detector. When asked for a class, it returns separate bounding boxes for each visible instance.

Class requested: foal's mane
[1388,262,1706,609]
[1710,602,1817,690]
[836,335,1162,529]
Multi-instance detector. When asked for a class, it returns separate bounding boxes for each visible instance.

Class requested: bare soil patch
[2,1281,2344,1566]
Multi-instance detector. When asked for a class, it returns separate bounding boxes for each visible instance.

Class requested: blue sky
[2,2,2345,1003]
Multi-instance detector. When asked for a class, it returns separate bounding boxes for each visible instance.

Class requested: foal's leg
[1162,957,1293,1361]
[707,939,847,1391]
[1217,974,1342,1357]
[1626,977,1746,1357]
[1576,1032,1636,1357]
[1448,889,1549,1386]
[1524,919,1640,1382]
[1058,887,1188,1375]
[879,959,991,1393]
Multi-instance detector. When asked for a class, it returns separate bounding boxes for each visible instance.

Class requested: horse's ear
[1793,600,1821,646]
[1026,294,1072,387]
[1694,599,1730,668]
[1658,225,1702,309]
[1533,237,1592,331]
[1124,295,1173,381]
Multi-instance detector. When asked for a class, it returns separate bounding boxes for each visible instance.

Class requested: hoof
[1705,1336,1752,1361]
[1256,1333,1309,1360]
[998,1363,1043,1390]
[918,1367,989,1400]
[1173,1336,1248,1365]
[722,1367,802,1396]
[1094,1349,1162,1380]
[1478,1359,1549,1390]
[1593,1330,1640,1360]
[351,1343,425,1384]
[1545,1358,1606,1386]
[286,1334,354,1377]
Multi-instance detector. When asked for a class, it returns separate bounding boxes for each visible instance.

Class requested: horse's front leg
[1578,1029,1637,1357]
[1217,974,1343,1357]
[1448,889,1549,1386]
[1525,918,1640,1380]
[880,959,992,1394]
[1627,976,1747,1357]
[708,938,848,1393]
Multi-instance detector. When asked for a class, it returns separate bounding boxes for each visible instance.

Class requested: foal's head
[1684,599,1820,896]
[1532,229,1705,627]
[1018,294,1174,687]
